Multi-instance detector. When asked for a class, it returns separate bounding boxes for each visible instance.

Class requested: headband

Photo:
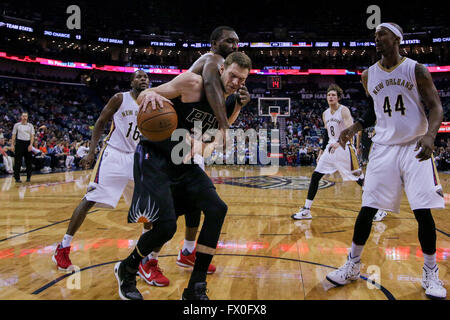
[376,23,403,43]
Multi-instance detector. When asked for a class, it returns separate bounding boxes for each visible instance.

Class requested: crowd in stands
[0,78,104,175]
[1,70,449,176]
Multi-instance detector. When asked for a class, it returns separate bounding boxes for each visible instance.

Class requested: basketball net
[270,112,279,125]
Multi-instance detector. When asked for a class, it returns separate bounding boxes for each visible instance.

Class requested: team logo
[436,188,444,198]
[128,196,160,223]
[213,175,334,190]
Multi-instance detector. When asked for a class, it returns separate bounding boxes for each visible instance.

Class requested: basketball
[137,101,178,142]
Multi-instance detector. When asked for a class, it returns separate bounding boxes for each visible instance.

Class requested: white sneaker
[326,257,361,286]
[291,207,312,220]
[422,265,447,300]
[373,210,387,222]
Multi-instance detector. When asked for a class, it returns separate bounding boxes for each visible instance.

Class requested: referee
[11,112,35,183]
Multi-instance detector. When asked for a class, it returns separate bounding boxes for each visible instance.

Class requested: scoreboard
[267,76,282,89]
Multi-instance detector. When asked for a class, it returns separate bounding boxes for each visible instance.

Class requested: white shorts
[315,143,362,181]
[84,145,134,209]
[362,142,445,213]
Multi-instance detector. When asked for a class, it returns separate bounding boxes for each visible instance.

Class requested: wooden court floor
[0,165,448,300]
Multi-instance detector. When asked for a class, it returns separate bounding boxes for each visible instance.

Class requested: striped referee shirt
[12,122,35,141]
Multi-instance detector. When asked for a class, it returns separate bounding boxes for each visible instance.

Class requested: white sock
[149,251,159,260]
[182,240,196,254]
[61,234,73,248]
[305,199,313,209]
[142,251,159,264]
[423,253,436,270]
[349,242,364,262]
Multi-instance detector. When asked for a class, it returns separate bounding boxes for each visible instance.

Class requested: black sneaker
[15,179,22,183]
[114,261,143,300]
[182,282,209,300]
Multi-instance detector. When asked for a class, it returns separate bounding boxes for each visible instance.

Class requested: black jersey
[141,93,237,158]
[172,94,236,134]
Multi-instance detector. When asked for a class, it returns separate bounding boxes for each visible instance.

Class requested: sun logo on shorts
[128,196,159,223]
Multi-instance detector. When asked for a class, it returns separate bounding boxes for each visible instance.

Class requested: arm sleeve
[356,97,377,129]
[321,129,329,151]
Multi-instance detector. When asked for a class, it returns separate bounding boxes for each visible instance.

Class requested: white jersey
[323,104,346,144]
[367,57,428,145]
[104,91,140,153]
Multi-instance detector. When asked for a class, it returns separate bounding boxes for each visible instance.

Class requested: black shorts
[127,141,214,224]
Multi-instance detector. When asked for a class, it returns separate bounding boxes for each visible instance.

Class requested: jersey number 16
[126,122,140,141]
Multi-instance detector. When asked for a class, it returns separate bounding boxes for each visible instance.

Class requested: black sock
[188,252,212,288]
[356,178,364,187]
[122,248,143,271]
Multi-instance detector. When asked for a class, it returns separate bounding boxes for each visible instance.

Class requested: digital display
[439,122,450,133]
[315,42,329,47]
[5,23,33,32]
[44,30,70,39]
[432,38,450,43]
[267,76,282,89]
[1,52,448,76]
[150,41,176,47]
[98,37,123,44]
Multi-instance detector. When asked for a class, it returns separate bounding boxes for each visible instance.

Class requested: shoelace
[425,270,443,287]
[61,248,71,261]
[151,264,164,275]
[342,261,357,279]
[196,287,209,299]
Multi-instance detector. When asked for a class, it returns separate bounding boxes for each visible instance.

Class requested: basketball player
[114,52,252,300]
[52,70,167,271]
[137,26,240,281]
[291,84,388,221]
[326,23,446,299]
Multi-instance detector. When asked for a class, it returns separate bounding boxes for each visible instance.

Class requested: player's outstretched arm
[202,56,230,131]
[414,63,444,161]
[80,93,122,169]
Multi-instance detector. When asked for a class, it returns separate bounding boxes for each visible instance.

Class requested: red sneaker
[138,259,170,287]
[52,243,73,272]
[176,248,216,274]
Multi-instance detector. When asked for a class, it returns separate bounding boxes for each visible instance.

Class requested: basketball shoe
[176,248,216,274]
[326,256,361,286]
[138,258,170,287]
[373,210,387,222]
[291,207,312,220]
[181,282,209,300]
[422,265,447,300]
[52,243,73,272]
[114,261,143,300]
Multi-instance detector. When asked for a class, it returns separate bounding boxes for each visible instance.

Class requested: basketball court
[0,165,448,300]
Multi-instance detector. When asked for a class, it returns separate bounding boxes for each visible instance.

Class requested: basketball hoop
[270,112,279,125]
